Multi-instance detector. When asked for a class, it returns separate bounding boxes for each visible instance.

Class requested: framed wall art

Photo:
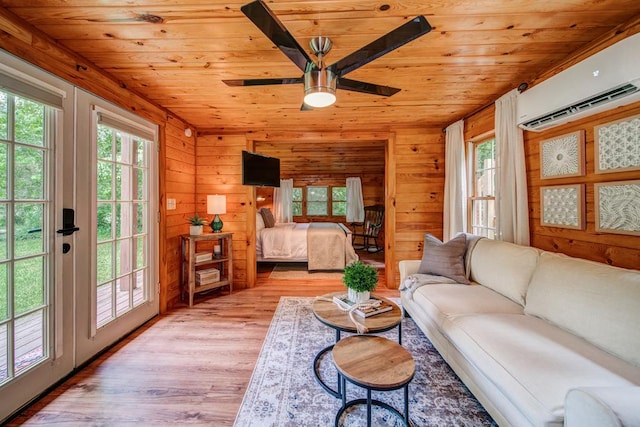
[540,184,585,230]
[594,113,640,174]
[539,130,585,179]
[594,180,640,236]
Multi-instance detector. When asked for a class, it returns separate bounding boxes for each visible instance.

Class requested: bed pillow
[417,233,469,284]
[260,208,276,228]
[256,211,265,231]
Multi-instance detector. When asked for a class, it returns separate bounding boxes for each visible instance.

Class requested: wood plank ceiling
[3,0,640,132]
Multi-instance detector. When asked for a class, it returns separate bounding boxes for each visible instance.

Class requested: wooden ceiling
[3,1,640,132]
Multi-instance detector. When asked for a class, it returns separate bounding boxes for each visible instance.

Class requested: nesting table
[333,335,415,427]
[312,292,403,398]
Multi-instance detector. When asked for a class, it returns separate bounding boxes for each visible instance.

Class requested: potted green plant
[343,260,379,304]
[188,213,206,236]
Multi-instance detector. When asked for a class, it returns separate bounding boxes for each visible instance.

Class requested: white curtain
[495,89,530,245]
[443,119,467,241]
[346,177,365,223]
[273,178,293,223]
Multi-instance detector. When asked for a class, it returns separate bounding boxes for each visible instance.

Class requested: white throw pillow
[256,211,265,231]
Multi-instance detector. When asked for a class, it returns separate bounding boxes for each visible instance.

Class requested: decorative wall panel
[540,184,585,229]
[595,114,640,174]
[594,180,640,236]
[540,130,585,179]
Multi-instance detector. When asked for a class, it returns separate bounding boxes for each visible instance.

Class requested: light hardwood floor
[8,259,397,426]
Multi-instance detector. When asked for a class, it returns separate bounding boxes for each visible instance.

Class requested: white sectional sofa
[399,237,640,427]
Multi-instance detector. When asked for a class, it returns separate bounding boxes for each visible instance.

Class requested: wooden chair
[351,205,384,253]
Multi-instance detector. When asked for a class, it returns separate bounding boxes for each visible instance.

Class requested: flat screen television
[242,150,280,187]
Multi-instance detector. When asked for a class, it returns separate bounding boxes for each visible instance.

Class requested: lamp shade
[207,195,226,215]
[303,68,337,108]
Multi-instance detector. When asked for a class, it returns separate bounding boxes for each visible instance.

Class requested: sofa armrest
[565,387,640,427]
[399,260,421,286]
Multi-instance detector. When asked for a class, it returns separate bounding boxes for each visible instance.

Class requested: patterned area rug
[234,297,496,427]
[269,263,344,280]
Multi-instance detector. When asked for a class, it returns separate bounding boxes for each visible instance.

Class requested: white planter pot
[348,288,370,304]
[190,225,203,236]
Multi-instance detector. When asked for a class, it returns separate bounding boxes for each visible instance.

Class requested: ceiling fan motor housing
[304,68,337,107]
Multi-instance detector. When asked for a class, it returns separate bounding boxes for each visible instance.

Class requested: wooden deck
[1,279,139,383]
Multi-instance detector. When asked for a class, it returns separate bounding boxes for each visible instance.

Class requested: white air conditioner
[517,33,640,132]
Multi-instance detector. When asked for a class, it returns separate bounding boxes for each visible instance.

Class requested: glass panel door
[74,90,158,365]
[0,92,51,384]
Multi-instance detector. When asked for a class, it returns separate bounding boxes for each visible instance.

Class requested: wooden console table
[180,232,233,307]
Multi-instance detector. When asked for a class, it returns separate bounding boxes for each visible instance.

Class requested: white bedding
[257,223,309,260]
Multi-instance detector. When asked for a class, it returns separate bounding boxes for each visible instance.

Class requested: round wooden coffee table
[312,292,403,398]
[333,335,415,427]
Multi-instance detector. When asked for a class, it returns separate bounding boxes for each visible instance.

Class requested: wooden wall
[196,129,446,289]
[162,121,196,309]
[465,101,640,270]
[525,102,640,269]
[254,139,385,223]
[195,134,253,291]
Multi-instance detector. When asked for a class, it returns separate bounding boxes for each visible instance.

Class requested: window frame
[467,135,497,239]
[291,184,349,219]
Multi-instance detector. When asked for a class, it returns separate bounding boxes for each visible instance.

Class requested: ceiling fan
[223,0,432,109]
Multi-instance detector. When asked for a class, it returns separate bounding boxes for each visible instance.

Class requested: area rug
[234,297,496,427]
[269,263,344,280]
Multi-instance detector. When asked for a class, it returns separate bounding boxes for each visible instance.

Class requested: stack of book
[332,294,394,317]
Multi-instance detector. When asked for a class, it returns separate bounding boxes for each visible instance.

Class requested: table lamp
[207,194,226,233]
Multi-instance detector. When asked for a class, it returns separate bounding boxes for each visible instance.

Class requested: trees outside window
[292,187,302,216]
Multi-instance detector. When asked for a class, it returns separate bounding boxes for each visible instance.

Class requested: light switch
[167,198,176,210]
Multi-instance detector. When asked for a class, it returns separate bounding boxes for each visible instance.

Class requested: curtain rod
[443,82,528,133]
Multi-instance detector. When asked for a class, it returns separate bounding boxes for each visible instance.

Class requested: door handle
[56,208,80,236]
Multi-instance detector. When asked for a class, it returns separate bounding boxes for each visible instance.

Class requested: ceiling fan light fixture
[303,68,337,108]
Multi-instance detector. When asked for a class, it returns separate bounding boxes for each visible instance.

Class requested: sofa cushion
[565,387,640,427]
[525,252,640,367]
[418,233,469,284]
[412,283,524,328]
[445,313,640,427]
[469,239,539,306]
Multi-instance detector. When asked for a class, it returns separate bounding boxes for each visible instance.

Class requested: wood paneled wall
[162,120,196,310]
[393,128,446,268]
[525,102,640,269]
[195,134,253,291]
[197,129,446,289]
[254,140,385,223]
[465,100,640,270]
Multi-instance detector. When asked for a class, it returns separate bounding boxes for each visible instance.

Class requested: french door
[0,53,75,420]
[74,90,158,365]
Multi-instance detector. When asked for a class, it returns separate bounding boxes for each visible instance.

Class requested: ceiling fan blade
[330,16,432,77]
[223,77,303,86]
[300,103,314,111]
[241,0,314,72]
[337,78,401,97]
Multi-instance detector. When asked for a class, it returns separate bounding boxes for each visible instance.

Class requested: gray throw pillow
[418,233,469,284]
[260,208,276,228]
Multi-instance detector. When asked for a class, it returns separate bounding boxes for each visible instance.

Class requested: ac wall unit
[517,33,640,132]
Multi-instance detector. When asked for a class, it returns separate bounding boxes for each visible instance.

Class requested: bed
[256,210,358,270]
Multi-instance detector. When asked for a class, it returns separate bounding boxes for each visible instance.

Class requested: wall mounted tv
[242,150,280,187]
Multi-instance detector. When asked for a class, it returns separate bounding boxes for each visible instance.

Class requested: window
[0,91,54,383]
[468,137,496,238]
[292,187,302,216]
[306,186,328,216]
[332,186,346,216]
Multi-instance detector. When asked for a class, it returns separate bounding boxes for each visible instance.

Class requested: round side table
[312,292,403,398]
[332,335,415,427]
